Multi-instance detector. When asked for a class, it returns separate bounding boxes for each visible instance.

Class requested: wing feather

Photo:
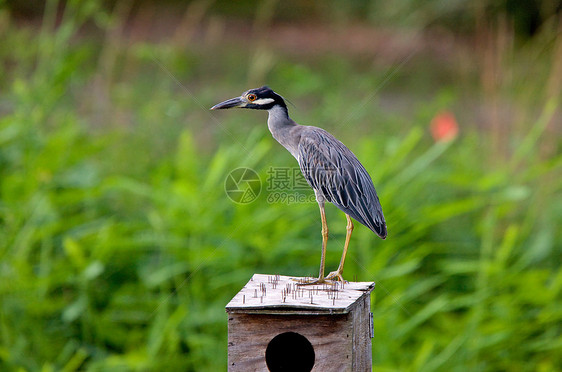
[297,127,387,238]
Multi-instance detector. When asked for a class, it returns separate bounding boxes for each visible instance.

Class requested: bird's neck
[267,105,299,158]
[267,105,294,134]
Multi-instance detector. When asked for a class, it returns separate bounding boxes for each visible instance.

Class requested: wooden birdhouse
[226,274,375,372]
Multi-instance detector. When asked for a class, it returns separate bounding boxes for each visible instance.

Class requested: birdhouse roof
[226,274,375,315]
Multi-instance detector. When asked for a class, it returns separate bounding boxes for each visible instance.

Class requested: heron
[211,86,386,284]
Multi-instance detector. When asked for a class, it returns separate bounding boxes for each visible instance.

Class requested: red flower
[430,111,459,142]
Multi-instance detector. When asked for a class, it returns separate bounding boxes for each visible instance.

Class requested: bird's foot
[293,276,328,286]
[325,270,347,283]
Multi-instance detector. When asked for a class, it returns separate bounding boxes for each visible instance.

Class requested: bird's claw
[325,270,347,283]
[293,277,328,286]
[293,278,326,285]
[292,274,347,286]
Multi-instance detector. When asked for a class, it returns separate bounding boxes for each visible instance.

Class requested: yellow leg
[297,201,328,285]
[318,202,328,280]
[326,214,354,282]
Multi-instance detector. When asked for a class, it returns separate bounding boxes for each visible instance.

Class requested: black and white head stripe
[251,97,275,105]
[243,86,287,110]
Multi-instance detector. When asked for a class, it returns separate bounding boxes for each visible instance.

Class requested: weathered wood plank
[228,313,353,372]
[351,293,372,371]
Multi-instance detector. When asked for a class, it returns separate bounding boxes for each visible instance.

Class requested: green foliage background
[0,0,561,371]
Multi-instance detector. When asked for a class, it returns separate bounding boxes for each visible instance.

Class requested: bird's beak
[210,96,245,110]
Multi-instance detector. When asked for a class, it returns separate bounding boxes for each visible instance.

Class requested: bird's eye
[247,94,257,102]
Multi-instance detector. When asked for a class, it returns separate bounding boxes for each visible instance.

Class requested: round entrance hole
[265,331,315,372]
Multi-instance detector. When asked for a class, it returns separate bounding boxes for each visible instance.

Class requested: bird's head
[210,86,286,111]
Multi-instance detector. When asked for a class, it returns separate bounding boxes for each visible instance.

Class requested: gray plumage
[267,106,387,239]
[297,126,386,238]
